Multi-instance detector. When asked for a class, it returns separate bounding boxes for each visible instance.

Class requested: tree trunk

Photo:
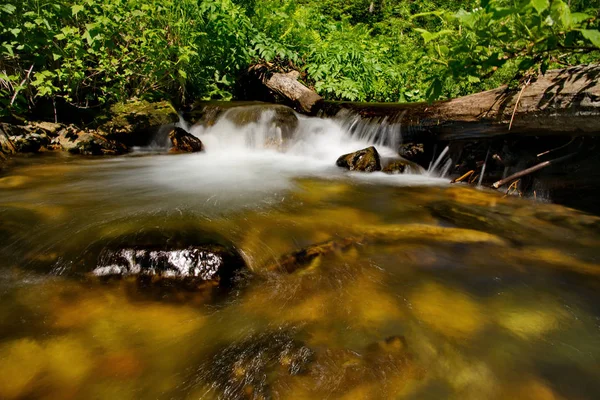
[320,64,600,139]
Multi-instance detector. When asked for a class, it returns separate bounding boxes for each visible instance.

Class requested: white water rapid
[103,105,449,213]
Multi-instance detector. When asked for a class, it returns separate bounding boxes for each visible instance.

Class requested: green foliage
[1,0,598,118]
[413,0,600,99]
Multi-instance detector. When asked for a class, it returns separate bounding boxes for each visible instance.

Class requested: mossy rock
[96,100,178,147]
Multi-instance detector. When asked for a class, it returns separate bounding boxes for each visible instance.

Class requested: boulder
[336,146,381,172]
[168,127,204,153]
[96,100,179,147]
[54,126,128,155]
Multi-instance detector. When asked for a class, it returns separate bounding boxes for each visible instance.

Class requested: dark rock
[398,142,431,167]
[168,127,204,153]
[96,100,179,147]
[381,157,425,174]
[93,245,241,286]
[82,227,248,292]
[54,126,128,155]
[336,146,382,172]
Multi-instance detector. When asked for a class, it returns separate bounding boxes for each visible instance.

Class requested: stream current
[0,106,599,399]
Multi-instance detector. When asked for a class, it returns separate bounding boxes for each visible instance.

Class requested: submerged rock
[191,329,313,399]
[336,146,382,172]
[168,127,204,153]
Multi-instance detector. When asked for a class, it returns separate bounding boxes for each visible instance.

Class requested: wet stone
[93,244,245,290]
[168,127,204,153]
[336,146,381,172]
[381,157,425,174]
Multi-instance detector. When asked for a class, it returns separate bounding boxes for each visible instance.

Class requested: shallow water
[1,109,600,399]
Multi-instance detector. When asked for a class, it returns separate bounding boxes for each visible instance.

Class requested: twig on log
[492,152,577,189]
[509,77,531,131]
[10,64,34,107]
[451,170,474,184]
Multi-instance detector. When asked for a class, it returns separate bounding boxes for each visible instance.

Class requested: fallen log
[319,64,600,139]
[243,64,323,114]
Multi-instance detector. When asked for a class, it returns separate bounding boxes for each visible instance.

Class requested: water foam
[134,105,448,207]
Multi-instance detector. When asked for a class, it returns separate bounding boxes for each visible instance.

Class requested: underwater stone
[336,146,382,172]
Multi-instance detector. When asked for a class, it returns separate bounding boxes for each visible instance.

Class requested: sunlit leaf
[531,0,549,14]
[71,4,84,16]
[581,29,600,48]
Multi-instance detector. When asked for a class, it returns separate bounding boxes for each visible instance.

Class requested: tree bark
[319,64,600,139]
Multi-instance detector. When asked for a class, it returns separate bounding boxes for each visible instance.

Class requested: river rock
[54,126,128,155]
[336,146,382,172]
[96,100,179,147]
[168,127,204,153]
[0,124,17,162]
[381,157,426,174]
[93,245,241,284]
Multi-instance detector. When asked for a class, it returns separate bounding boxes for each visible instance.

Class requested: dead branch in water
[451,170,474,183]
[492,152,577,189]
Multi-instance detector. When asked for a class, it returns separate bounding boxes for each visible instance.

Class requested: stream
[1,106,599,399]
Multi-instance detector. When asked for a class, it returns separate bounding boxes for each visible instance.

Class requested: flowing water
[1,106,599,399]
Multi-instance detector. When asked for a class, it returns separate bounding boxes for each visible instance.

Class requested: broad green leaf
[2,43,14,56]
[531,0,549,14]
[581,29,600,48]
[467,75,481,83]
[52,53,62,61]
[72,5,84,16]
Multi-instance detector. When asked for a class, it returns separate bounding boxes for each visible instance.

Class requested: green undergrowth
[1,0,599,120]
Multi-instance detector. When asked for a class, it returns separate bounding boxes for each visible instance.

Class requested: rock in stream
[336,146,382,172]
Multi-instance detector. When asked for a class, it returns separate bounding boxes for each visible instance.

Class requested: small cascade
[427,145,452,178]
